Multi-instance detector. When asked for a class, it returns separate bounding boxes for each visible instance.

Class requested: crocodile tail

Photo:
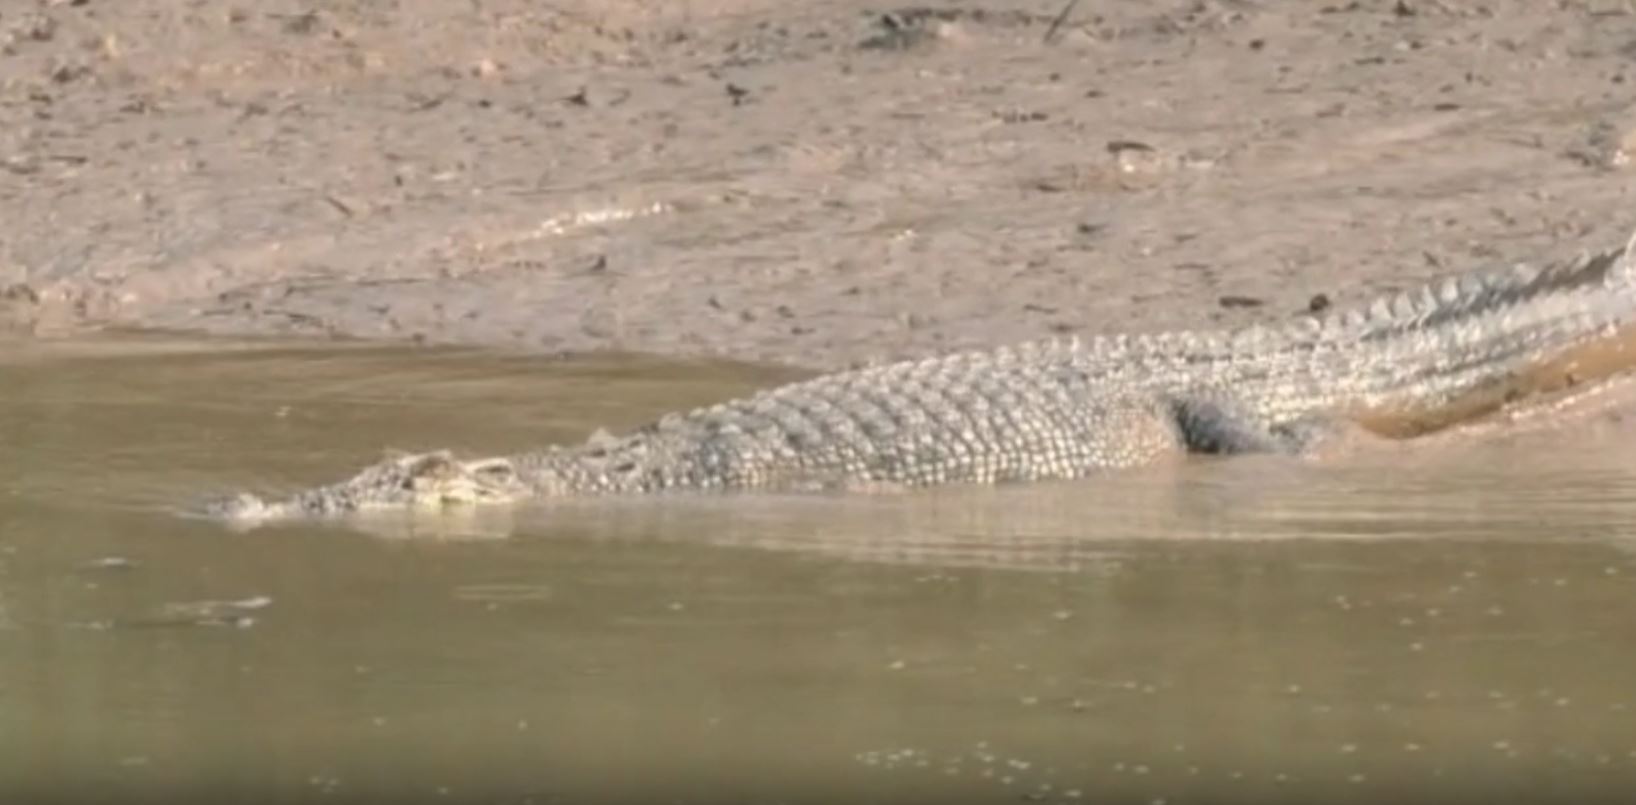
[1189,233,1636,358]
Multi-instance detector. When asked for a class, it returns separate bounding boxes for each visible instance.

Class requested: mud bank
[2,0,1634,369]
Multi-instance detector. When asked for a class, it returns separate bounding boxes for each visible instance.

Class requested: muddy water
[4,339,1636,804]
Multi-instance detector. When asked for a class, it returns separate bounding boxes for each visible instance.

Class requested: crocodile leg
[1170,397,1346,456]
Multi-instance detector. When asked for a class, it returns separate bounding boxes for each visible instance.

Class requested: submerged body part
[209,234,1636,526]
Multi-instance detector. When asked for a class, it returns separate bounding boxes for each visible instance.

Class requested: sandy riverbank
[2,0,1634,370]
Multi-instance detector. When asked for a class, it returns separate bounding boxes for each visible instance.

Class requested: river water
[4,338,1636,804]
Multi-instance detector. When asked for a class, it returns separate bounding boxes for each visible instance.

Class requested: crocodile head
[206,450,529,526]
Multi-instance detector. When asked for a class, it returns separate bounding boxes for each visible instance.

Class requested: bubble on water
[1339,743,1358,754]
[1348,773,1366,784]
[1285,684,1302,694]
[80,556,137,571]
[1404,742,1422,752]
[1493,740,1512,751]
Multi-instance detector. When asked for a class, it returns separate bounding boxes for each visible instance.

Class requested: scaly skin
[208,233,1636,526]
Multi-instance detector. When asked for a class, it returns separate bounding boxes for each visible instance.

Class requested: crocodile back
[1294,237,1636,433]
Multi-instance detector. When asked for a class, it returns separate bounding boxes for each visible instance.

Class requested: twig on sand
[1042,0,1081,44]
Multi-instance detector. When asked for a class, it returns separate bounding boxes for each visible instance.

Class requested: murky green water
[4,338,1636,804]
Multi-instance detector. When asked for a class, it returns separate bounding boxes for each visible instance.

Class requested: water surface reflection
[3,338,1634,804]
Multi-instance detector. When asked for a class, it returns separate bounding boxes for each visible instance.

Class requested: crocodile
[208,232,1636,526]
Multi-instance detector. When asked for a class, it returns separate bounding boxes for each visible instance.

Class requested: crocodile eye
[407,455,454,478]
[474,463,515,482]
